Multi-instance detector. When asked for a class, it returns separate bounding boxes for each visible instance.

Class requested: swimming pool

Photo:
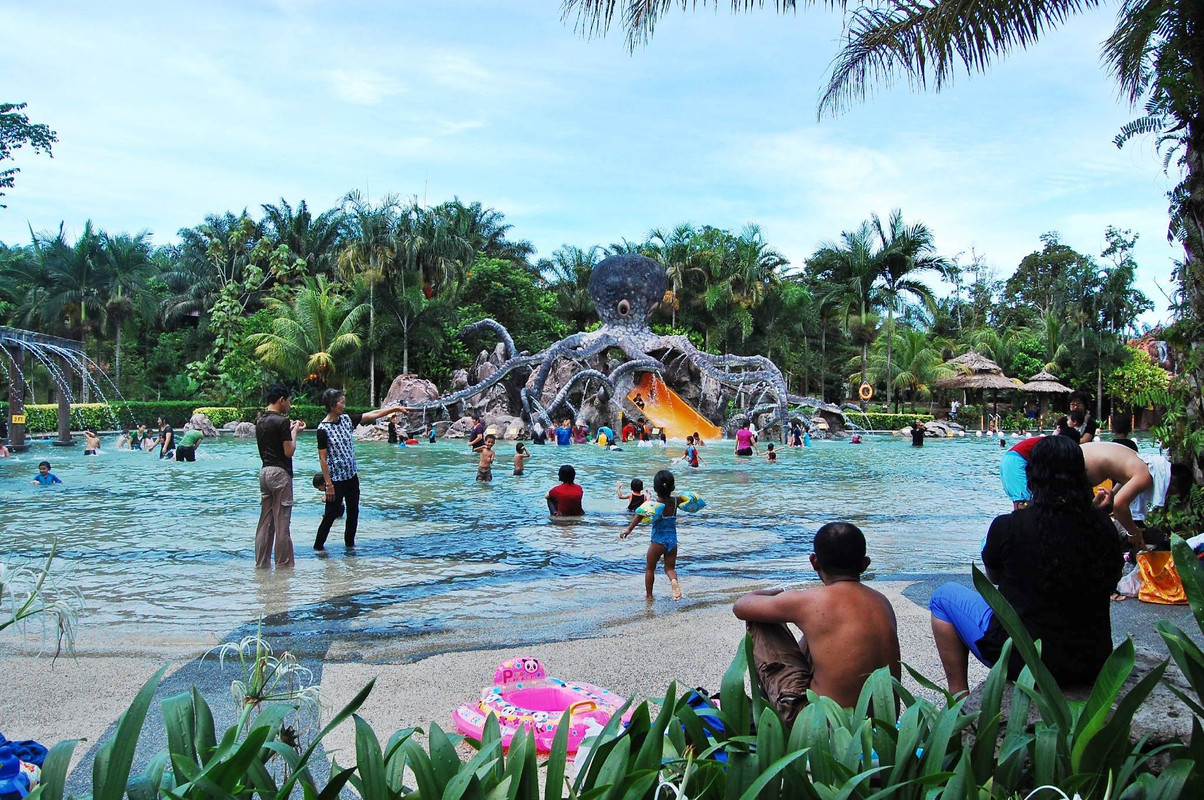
[0,433,1076,659]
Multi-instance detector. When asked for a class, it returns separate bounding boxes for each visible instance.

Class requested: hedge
[13,402,373,433]
[852,411,935,430]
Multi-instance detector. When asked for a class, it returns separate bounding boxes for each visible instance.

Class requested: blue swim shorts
[999,450,1031,504]
[929,582,994,663]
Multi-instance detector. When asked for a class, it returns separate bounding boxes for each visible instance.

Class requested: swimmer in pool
[547,464,584,517]
[513,442,530,476]
[618,478,647,513]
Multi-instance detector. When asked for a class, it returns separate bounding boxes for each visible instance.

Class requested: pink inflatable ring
[453,657,630,752]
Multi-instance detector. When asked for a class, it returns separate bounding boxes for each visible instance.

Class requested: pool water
[0,434,1065,659]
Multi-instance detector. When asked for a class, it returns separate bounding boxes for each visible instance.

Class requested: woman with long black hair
[929,435,1124,694]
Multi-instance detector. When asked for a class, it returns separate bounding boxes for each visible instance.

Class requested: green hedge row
[853,411,935,430]
[16,402,201,433]
[13,402,373,433]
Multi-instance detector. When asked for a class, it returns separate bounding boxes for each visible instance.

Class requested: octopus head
[588,254,668,327]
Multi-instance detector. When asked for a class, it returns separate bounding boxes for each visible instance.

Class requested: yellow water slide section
[628,373,722,441]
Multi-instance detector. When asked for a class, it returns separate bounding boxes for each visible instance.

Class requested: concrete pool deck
[0,576,1194,787]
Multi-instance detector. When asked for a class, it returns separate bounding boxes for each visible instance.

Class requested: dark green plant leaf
[94,665,167,800]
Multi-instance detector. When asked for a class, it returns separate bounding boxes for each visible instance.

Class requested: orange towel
[1136,551,1187,605]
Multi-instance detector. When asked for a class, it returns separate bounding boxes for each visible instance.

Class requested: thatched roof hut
[1019,370,1072,394]
[933,350,1021,391]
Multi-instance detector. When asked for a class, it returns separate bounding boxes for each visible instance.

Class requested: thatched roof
[944,349,1004,373]
[1020,370,1072,394]
[934,372,1023,391]
[935,349,1020,391]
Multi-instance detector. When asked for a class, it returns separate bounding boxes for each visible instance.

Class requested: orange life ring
[858,383,874,401]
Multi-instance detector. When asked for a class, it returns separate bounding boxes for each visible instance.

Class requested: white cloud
[327,68,405,106]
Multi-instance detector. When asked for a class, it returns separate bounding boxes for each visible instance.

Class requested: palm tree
[339,192,398,403]
[260,198,346,278]
[244,276,369,386]
[647,223,702,329]
[866,327,952,412]
[99,231,154,392]
[541,245,602,332]
[871,210,951,406]
[807,221,883,397]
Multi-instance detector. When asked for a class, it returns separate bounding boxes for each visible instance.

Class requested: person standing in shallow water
[255,383,306,568]
[314,388,408,551]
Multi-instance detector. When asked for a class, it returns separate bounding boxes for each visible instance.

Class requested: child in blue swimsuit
[620,469,686,601]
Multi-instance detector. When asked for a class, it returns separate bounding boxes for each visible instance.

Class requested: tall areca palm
[100,231,154,391]
[647,223,702,328]
[541,245,602,331]
[244,276,369,386]
[807,221,883,395]
[261,198,346,278]
[871,210,951,405]
[339,192,398,403]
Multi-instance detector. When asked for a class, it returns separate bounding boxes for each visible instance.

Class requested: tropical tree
[339,192,398,403]
[863,326,952,411]
[541,244,603,332]
[99,231,155,391]
[870,209,951,405]
[260,198,346,278]
[1,102,57,207]
[244,276,369,386]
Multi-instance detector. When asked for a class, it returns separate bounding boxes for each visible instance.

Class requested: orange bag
[1136,551,1187,605]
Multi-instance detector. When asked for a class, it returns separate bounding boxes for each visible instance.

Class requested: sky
[0,0,1183,329]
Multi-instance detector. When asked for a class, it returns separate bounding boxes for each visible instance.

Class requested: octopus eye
[617,299,632,317]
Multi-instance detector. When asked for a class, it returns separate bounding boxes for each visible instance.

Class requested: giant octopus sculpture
[403,254,790,439]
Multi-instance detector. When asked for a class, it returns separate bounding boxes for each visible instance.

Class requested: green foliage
[858,411,933,430]
[460,257,566,351]
[19,401,203,432]
[0,101,57,207]
[1109,346,1171,409]
[37,584,1199,800]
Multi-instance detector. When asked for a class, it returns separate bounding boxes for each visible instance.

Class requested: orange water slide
[627,373,722,441]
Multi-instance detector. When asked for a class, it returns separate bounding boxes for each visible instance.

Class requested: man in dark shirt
[1069,391,1098,443]
[910,420,926,447]
[156,415,175,459]
[546,464,584,517]
[255,383,306,568]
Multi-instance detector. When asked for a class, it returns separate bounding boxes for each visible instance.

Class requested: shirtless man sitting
[732,522,901,724]
[1080,441,1160,549]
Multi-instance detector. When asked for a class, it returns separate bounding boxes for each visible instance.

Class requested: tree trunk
[115,326,123,394]
[369,284,376,406]
[885,307,894,405]
[403,313,410,376]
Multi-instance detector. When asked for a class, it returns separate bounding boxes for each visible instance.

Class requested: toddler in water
[617,478,647,512]
[764,442,778,462]
[620,469,691,601]
[513,442,530,476]
[32,461,62,485]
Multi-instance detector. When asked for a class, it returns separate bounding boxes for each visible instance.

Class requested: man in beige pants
[255,383,306,567]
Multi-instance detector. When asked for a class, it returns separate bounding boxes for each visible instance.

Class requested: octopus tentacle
[522,332,618,426]
[402,353,543,413]
[459,318,520,361]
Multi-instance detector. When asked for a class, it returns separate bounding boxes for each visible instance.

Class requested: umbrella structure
[1019,369,1072,427]
[934,350,1022,426]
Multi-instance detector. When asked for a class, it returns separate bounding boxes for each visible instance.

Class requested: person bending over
[929,435,1123,695]
[732,522,901,724]
[1081,440,1164,549]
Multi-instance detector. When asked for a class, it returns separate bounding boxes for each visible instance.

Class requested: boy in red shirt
[546,464,584,517]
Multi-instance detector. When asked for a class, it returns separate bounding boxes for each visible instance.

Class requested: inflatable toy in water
[633,492,706,523]
[453,657,631,752]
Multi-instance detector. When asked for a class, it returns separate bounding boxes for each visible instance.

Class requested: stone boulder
[233,421,256,438]
[445,416,476,439]
[354,423,390,442]
[221,421,241,431]
[963,646,1193,761]
[383,374,440,407]
[187,413,220,438]
[450,369,469,392]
